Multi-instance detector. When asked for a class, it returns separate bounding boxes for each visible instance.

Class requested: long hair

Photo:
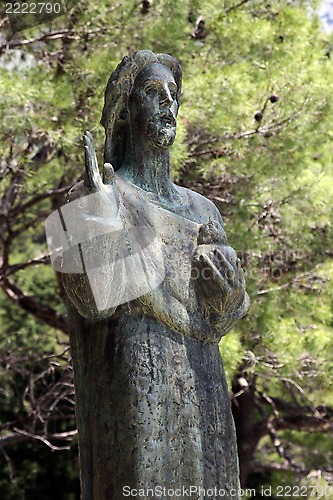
[100,50,182,171]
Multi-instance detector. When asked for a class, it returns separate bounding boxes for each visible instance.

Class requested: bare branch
[12,428,73,451]
[188,147,228,158]
[0,415,76,451]
[0,254,50,279]
[257,392,333,433]
[1,277,68,333]
[257,268,321,295]
[226,0,252,15]
[0,24,119,52]
[0,432,30,448]
[223,98,312,141]
[0,342,75,452]
[0,168,26,217]
[47,430,77,440]
[9,183,75,219]
[0,29,78,51]
[274,415,333,433]
[252,459,306,474]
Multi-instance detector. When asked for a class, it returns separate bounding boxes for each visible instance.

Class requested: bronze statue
[60,50,249,499]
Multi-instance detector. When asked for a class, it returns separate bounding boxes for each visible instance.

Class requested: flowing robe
[63,175,247,500]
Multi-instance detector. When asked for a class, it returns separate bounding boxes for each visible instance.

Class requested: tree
[0,0,332,497]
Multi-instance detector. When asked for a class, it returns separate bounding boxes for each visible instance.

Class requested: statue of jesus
[61,50,249,500]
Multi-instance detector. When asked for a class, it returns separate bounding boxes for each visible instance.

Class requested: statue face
[130,63,179,150]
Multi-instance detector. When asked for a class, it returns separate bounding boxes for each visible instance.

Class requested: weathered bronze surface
[63,50,250,500]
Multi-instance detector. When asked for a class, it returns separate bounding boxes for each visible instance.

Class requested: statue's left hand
[192,244,247,315]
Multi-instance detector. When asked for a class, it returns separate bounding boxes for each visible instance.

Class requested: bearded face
[130,63,179,150]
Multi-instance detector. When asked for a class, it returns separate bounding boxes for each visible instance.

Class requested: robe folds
[63,174,246,499]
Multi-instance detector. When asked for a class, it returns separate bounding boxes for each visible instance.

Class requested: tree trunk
[232,378,262,487]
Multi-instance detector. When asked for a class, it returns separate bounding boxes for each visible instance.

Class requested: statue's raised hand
[66,131,119,227]
[60,132,122,318]
[66,131,114,203]
[84,131,114,191]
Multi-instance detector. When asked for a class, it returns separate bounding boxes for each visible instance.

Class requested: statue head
[101,50,182,170]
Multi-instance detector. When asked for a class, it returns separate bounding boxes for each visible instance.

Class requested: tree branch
[0,29,78,52]
[8,183,75,219]
[0,432,30,448]
[274,415,333,433]
[252,459,306,474]
[226,0,252,15]
[12,428,76,451]
[1,278,68,333]
[0,25,118,52]
[257,392,333,433]
[257,268,321,295]
[0,254,50,279]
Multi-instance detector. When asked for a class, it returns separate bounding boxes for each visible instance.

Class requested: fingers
[194,253,231,295]
[194,245,246,290]
[199,253,223,282]
[103,162,115,185]
[234,257,247,288]
[237,258,246,287]
[193,256,227,312]
[192,246,248,314]
[83,131,102,192]
[214,248,247,287]
[212,248,239,288]
[213,248,234,277]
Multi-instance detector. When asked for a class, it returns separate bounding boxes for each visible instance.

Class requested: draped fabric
[63,174,243,499]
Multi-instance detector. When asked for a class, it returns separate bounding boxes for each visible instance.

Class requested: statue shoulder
[177,185,225,227]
